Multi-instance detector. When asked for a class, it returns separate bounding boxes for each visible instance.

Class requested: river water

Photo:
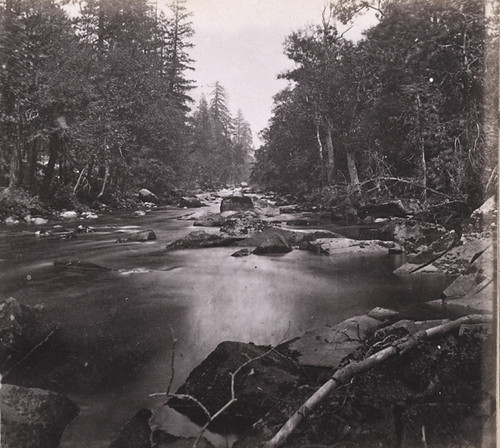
[0,204,452,447]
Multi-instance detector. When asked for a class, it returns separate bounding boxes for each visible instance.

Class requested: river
[0,203,452,447]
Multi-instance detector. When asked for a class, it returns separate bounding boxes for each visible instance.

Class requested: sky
[165,0,377,145]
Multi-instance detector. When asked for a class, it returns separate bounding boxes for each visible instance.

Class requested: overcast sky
[169,0,376,145]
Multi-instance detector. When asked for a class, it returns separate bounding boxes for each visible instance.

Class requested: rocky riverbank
[1,186,497,447]
[106,191,496,447]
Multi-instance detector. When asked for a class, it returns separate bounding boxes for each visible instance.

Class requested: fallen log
[263,314,492,448]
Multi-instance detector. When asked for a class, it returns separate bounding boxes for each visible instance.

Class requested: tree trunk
[42,132,61,196]
[8,101,22,188]
[346,147,360,193]
[415,94,427,202]
[97,164,110,198]
[26,138,39,191]
[325,121,335,184]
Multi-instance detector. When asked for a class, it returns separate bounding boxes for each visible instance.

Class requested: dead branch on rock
[263,314,492,448]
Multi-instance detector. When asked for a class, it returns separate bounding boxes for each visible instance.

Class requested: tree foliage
[253,0,498,207]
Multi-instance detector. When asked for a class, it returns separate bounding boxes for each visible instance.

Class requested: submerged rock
[117,230,156,243]
[165,231,240,250]
[0,297,57,374]
[0,384,78,448]
[53,259,112,271]
[220,196,254,213]
[168,341,299,429]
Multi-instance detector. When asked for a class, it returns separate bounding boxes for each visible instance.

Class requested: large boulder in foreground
[0,297,57,374]
[168,341,299,429]
[165,231,240,250]
[0,384,78,448]
[220,196,254,213]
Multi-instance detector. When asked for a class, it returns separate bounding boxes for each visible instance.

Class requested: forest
[0,0,499,211]
[0,0,254,208]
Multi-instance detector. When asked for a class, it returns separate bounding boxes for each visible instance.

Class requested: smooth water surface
[0,206,452,447]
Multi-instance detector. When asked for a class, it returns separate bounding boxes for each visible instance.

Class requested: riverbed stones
[0,384,78,448]
[193,212,225,227]
[0,297,57,374]
[165,230,240,250]
[220,211,269,236]
[220,196,254,213]
[168,341,299,428]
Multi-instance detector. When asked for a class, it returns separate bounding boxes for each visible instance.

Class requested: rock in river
[220,196,254,213]
[53,259,112,271]
[168,341,299,429]
[179,196,205,208]
[165,230,240,250]
[307,237,402,255]
[0,384,78,448]
[116,230,156,243]
[138,188,159,203]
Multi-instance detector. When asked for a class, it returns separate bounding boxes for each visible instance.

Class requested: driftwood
[358,176,450,198]
[263,314,492,448]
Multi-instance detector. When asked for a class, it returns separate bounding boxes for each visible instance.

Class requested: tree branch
[263,314,492,448]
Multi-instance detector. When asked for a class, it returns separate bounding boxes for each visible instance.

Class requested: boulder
[378,218,448,252]
[358,199,422,218]
[168,341,299,428]
[165,231,240,250]
[220,196,254,213]
[220,211,270,237]
[109,409,153,448]
[395,233,493,277]
[193,212,225,227]
[179,197,204,208]
[248,228,293,255]
[32,217,48,225]
[59,210,78,220]
[0,297,57,374]
[424,244,495,313]
[138,189,159,203]
[117,230,156,243]
[464,196,498,232]
[0,384,78,448]
[5,216,20,225]
[307,237,402,255]
[289,311,395,368]
[231,248,252,257]
[53,259,112,271]
[237,227,339,248]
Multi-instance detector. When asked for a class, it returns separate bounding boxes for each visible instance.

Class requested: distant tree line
[0,0,254,206]
[252,0,499,208]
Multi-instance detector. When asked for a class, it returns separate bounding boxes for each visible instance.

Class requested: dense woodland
[0,0,253,207]
[0,0,499,211]
[253,0,499,209]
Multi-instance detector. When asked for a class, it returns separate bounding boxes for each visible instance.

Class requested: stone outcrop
[0,384,78,448]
